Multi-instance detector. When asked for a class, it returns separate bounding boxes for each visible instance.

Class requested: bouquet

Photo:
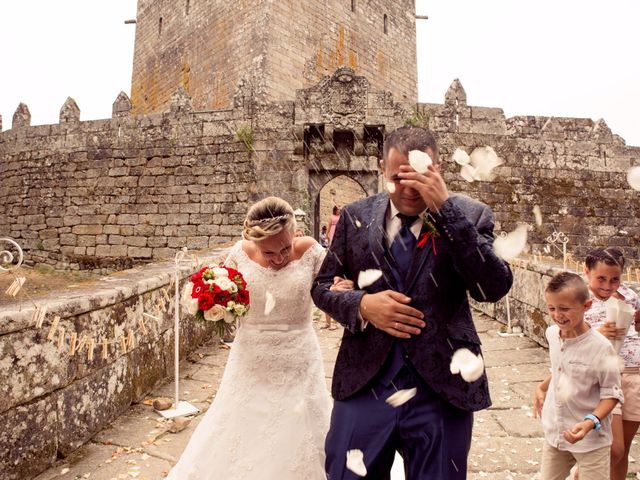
[181,265,250,338]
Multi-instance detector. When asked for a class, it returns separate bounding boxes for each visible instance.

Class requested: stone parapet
[0,247,228,479]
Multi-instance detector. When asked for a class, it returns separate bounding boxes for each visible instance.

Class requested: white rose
[223,310,236,324]
[233,304,246,316]
[214,276,238,293]
[204,304,226,322]
[185,298,199,316]
[212,267,229,278]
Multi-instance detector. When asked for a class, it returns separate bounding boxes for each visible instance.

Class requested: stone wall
[0,249,226,480]
[472,258,640,346]
[130,0,417,114]
[2,72,639,270]
[421,80,640,264]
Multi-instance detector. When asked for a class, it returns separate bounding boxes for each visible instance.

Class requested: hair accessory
[248,214,292,225]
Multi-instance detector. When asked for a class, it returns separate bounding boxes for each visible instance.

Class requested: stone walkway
[33,311,640,480]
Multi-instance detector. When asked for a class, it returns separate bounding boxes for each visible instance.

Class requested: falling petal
[264,291,276,315]
[346,449,367,477]
[355,219,362,228]
[460,164,477,183]
[627,166,640,191]
[452,148,470,166]
[556,372,575,402]
[450,348,485,382]
[358,269,383,288]
[408,149,433,173]
[533,205,542,226]
[386,388,417,407]
[386,181,396,193]
[469,146,503,181]
[493,225,528,261]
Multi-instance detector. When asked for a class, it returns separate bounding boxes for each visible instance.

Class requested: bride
[166,197,347,479]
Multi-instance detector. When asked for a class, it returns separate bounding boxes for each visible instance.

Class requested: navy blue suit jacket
[311,193,513,411]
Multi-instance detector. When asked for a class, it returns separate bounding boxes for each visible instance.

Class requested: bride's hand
[330,276,354,292]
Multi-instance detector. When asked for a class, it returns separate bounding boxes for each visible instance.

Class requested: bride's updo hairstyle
[243,197,297,242]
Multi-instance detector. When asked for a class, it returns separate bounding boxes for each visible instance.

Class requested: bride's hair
[243,197,297,241]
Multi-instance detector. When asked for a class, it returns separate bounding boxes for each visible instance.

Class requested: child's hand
[533,383,547,419]
[563,420,594,444]
[330,277,354,292]
[599,322,626,340]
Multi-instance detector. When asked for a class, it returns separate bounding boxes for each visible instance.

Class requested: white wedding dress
[166,241,332,480]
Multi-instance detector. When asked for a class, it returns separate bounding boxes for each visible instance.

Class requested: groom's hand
[397,164,449,212]
[359,291,425,339]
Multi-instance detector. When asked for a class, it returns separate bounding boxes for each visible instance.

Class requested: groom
[312,126,513,479]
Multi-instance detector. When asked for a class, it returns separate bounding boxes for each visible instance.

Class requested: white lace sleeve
[223,240,243,268]
[310,243,327,277]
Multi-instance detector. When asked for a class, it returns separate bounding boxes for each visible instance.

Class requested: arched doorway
[315,175,367,241]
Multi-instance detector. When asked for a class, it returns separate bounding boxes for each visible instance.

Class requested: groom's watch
[584,413,601,431]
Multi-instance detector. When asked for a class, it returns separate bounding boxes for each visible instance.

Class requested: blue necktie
[390,214,418,283]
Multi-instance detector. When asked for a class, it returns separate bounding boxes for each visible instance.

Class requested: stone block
[77,235,96,247]
[56,357,132,455]
[0,329,70,413]
[125,236,148,247]
[0,396,57,480]
[59,233,77,246]
[71,225,103,235]
[128,247,152,258]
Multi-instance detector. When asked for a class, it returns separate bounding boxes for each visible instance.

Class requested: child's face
[584,261,622,301]
[545,289,592,338]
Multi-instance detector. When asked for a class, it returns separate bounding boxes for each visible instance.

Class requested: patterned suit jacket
[311,193,513,411]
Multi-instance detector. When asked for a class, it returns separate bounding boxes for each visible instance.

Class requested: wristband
[584,413,601,431]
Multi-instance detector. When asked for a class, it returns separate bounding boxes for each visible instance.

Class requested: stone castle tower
[130,0,417,114]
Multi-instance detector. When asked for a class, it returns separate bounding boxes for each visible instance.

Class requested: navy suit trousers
[325,365,473,480]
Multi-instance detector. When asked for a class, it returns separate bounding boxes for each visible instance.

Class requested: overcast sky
[1,0,638,145]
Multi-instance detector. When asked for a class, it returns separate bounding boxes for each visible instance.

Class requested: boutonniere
[417,217,439,254]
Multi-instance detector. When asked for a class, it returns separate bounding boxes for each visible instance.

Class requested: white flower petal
[452,148,471,166]
[408,149,433,173]
[180,281,194,306]
[469,146,503,181]
[450,348,485,382]
[460,164,476,183]
[493,225,528,261]
[264,291,276,315]
[346,449,367,477]
[556,372,575,403]
[533,205,542,226]
[386,181,396,193]
[357,269,383,288]
[355,219,362,228]
[627,166,640,191]
[385,388,417,407]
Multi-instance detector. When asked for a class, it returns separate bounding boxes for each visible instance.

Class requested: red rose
[235,289,250,305]
[192,280,206,298]
[191,268,205,283]
[198,293,215,311]
[214,289,231,306]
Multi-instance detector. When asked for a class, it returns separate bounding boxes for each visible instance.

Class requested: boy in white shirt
[533,272,624,479]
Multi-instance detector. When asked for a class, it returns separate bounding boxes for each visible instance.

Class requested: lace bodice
[226,240,326,329]
[166,239,331,480]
